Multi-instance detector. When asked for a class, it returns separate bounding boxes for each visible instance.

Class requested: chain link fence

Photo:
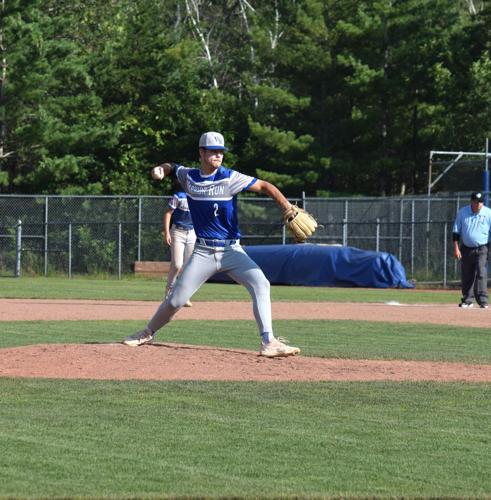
[0,194,470,285]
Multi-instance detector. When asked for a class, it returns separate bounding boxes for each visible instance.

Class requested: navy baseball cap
[199,132,228,151]
[471,191,484,202]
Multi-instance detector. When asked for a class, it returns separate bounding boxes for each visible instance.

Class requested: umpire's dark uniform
[452,192,491,308]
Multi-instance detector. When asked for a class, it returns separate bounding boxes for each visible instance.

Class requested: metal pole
[425,223,430,280]
[44,196,48,276]
[344,200,349,246]
[411,200,415,277]
[443,222,448,287]
[376,218,380,252]
[426,155,432,280]
[137,197,142,261]
[68,223,72,279]
[118,222,122,280]
[15,220,22,277]
[427,152,432,199]
[399,199,403,261]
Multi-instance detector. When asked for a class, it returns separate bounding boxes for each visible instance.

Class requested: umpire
[453,191,491,308]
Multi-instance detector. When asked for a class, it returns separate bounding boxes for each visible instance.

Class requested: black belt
[197,238,238,247]
[173,224,194,231]
[463,244,488,250]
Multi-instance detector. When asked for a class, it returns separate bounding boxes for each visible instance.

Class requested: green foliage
[0,0,489,196]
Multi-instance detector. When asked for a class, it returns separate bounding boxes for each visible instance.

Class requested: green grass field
[0,277,489,498]
[1,275,461,303]
[1,379,489,498]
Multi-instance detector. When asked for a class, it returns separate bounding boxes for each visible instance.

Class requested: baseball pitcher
[123,131,317,357]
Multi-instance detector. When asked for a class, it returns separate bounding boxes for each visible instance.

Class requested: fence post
[44,196,49,276]
[68,223,72,279]
[376,218,380,252]
[118,222,122,280]
[399,199,404,261]
[411,200,415,277]
[425,199,430,280]
[15,220,22,277]
[443,222,448,287]
[344,200,349,246]
[137,197,142,261]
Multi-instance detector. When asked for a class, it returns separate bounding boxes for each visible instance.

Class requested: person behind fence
[452,191,491,308]
[163,190,196,307]
[122,131,301,358]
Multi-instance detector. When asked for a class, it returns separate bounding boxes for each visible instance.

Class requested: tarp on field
[210,244,414,288]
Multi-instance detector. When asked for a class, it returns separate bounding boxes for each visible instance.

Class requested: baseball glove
[282,205,318,243]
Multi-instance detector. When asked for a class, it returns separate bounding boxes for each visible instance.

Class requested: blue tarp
[210,244,414,288]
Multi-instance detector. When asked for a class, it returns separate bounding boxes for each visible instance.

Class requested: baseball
[151,166,165,180]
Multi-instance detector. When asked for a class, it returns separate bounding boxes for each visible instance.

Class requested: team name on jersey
[188,182,227,197]
[176,164,256,204]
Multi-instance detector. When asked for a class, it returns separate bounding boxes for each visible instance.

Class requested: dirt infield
[0,298,490,382]
[2,298,491,328]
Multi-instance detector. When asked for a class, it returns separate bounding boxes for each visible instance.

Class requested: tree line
[0,0,490,197]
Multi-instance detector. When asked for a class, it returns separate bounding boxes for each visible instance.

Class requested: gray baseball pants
[147,242,272,335]
[460,244,489,305]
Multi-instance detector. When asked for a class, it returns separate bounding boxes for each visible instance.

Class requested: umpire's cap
[199,132,228,151]
[471,191,484,202]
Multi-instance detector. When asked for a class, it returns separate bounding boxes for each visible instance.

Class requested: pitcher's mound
[0,343,490,382]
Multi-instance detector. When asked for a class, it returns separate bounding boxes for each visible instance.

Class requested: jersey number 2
[213,203,219,217]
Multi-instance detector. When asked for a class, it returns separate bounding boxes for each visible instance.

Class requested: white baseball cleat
[259,338,300,358]
[123,328,154,347]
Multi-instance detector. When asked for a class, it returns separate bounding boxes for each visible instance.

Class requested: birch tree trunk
[466,0,483,15]
[268,0,283,74]
[184,0,218,89]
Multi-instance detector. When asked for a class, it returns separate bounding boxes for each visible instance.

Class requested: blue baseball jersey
[168,191,194,230]
[453,204,491,247]
[175,165,257,239]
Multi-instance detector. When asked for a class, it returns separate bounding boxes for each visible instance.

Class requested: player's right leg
[123,246,216,346]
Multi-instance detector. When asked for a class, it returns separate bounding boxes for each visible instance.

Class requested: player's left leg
[223,246,300,357]
[475,245,489,308]
[223,245,272,334]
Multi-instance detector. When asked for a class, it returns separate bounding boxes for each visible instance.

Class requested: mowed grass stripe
[0,319,490,363]
[0,276,462,303]
[0,379,489,498]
